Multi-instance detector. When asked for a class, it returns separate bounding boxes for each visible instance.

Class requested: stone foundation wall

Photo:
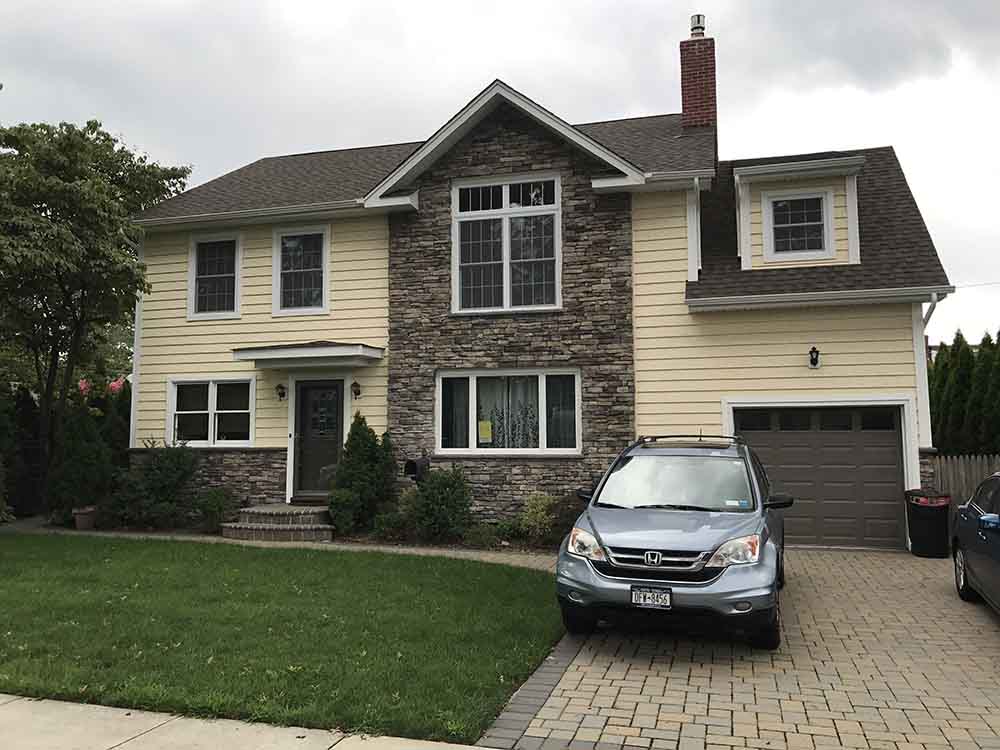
[129,448,287,507]
[387,103,634,522]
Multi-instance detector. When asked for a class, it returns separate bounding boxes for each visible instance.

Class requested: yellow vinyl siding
[135,216,389,447]
[632,191,918,436]
[750,177,849,268]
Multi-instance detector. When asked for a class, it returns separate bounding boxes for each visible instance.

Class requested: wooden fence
[931,454,1000,502]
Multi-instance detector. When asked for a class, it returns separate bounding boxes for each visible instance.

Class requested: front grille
[591,560,723,583]
[607,546,703,563]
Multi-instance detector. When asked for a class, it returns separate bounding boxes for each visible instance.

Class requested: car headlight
[706,534,760,567]
[567,527,607,561]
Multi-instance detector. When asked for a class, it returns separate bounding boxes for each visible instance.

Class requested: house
[132,16,952,549]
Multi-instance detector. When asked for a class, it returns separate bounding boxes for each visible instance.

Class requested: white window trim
[434,367,582,457]
[165,375,256,448]
[450,172,562,314]
[271,224,331,317]
[187,232,242,321]
[761,188,836,263]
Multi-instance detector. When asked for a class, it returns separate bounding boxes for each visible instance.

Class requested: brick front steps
[222,504,334,542]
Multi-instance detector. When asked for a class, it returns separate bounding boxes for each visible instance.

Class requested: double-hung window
[188,234,240,319]
[452,175,561,312]
[762,188,835,262]
[169,378,254,446]
[437,369,580,455]
[272,226,329,315]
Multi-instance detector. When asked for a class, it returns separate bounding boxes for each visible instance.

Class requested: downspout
[922,292,939,326]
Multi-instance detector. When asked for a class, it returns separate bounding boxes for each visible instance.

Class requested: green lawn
[0,534,562,742]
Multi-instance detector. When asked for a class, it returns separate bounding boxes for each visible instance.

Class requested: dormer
[733,155,865,270]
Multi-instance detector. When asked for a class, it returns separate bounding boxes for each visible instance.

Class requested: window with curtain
[453,176,560,312]
[438,370,578,453]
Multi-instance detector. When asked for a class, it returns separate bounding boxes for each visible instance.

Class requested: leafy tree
[980,340,1000,454]
[939,332,974,454]
[960,333,994,455]
[929,341,950,433]
[0,120,188,507]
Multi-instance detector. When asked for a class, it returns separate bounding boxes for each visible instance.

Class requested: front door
[294,380,344,499]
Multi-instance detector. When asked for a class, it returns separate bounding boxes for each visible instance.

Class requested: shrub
[0,456,12,524]
[519,493,557,544]
[331,414,396,530]
[328,488,363,536]
[462,523,499,549]
[372,510,408,542]
[48,404,115,522]
[196,487,240,533]
[493,519,522,543]
[402,468,471,543]
[98,445,199,529]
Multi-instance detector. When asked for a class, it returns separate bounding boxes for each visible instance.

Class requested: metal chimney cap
[690,13,706,37]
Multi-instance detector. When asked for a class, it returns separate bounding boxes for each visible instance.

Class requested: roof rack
[630,434,745,449]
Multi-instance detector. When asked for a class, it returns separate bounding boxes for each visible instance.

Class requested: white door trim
[285,371,354,503]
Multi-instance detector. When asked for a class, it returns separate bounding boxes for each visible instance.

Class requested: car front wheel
[749,599,781,650]
[954,546,979,602]
[560,601,598,634]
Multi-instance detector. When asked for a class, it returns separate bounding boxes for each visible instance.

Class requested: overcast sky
[3,0,998,343]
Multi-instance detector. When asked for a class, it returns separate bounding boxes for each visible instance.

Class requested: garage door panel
[737,406,905,548]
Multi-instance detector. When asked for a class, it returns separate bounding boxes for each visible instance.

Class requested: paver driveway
[480,548,1000,750]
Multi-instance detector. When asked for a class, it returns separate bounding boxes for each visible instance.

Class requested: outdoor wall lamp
[275,383,288,401]
[351,380,362,399]
[808,347,821,369]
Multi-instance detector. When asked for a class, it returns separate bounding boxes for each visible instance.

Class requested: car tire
[749,602,781,651]
[560,602,598,634]
[954,545,979,602]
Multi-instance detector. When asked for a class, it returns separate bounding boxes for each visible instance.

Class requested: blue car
[953,472,1000,610]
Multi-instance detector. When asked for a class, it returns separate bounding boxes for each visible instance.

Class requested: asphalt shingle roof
[687,147,950,299]
[137,114,716,222]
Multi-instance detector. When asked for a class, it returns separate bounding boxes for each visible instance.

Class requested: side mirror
[765,493,794,509]
[576,487,593,502]
[980,513,1000,531]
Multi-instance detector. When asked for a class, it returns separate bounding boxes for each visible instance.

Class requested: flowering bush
[107,376,126,395]
[78,378,92,397]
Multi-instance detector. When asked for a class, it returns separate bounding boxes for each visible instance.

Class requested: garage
[735,406,906,548]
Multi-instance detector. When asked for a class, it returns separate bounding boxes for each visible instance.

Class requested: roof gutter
[134,192,418,231]
[732,155,865,183]
[591,168,715,193]
[686,284,955,312]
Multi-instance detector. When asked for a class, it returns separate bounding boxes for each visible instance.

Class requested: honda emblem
[644,551,661,566]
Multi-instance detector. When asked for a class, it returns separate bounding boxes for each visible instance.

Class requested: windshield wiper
[633,504,716,512]
[593,501,629,509]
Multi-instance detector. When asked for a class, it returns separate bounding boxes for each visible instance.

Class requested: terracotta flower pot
[72,506,97,531]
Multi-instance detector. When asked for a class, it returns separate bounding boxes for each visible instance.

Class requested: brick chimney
[680,13,717,129]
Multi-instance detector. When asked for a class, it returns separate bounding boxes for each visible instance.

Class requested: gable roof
[136,82,716,225]
[687,147,952,304]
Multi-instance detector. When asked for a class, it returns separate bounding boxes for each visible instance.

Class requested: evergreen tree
[939,332,974,454]
[979,338,1000,454]
[929,341,950,435]
[960,333,994,454]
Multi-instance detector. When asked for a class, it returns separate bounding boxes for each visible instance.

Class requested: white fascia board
[686,285,955,312]
[233,344,384,364]
[732,155,866,183]
[591,168,715,194]
[364,80,646,202]
[362,191,420,210]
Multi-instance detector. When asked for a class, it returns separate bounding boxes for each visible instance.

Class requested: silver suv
[556,435,793,649]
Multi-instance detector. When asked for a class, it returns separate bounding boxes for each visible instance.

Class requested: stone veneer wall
[387,103,635,521]
[129,448,287,507]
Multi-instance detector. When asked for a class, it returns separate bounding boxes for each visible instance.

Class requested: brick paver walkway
[480,548,1000,750]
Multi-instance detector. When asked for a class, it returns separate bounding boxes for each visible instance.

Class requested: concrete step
[221,523,334,542]
[238,505,330,526]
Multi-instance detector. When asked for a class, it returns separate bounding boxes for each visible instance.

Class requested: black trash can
[905,489,952,558]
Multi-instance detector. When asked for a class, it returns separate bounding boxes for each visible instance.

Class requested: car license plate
[631,586,671,609]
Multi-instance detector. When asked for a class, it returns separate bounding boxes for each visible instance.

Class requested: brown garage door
[735,406,905,548]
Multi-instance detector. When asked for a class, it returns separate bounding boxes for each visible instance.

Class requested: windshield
[594,454,755,512]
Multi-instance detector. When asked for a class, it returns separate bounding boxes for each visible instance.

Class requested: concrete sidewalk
[0,694,472,750]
